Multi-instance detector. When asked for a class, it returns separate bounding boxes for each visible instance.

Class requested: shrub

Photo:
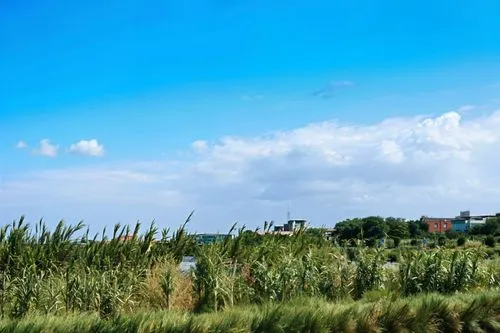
[485,236,496,248]
[457,237,466,247]
[385,238,395,249]
[365,238,377,248]
[484,248,496,258]
[393,237,401,248]
[410,239,418,246]
[438,236,446,247]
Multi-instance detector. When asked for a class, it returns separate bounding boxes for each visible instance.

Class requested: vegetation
[484,235,496,248]
[470,217,500,236]
[2,291,500,332]
[334,216,426,241]
[1,215,500,332]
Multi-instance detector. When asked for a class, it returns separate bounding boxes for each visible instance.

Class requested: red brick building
[422,217,452,233]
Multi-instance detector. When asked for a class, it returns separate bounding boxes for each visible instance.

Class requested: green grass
[1,291,500,332]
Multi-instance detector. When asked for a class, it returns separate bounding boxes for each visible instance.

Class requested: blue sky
[1,0,500,232]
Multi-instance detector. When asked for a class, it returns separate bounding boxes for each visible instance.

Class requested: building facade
[451,210,498,233]
[273,219,308,234]
[423,211,499,233]
[196,233,233,245]
[422,217,452,233]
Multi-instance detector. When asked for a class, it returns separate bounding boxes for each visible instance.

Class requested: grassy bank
[2,291,500,332]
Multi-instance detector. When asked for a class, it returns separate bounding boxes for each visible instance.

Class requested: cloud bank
[3,109,500,231]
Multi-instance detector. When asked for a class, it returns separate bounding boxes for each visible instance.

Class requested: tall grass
[2,291,500,332]
[0,216,195,318]
[0,216,499,321]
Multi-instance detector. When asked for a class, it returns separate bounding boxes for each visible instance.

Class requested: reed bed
[0,216,499,327]
[1,291,500,332]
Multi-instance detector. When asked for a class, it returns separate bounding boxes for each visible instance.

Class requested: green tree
[362,216,388,239]
[408,220,421,238]
[386,217,410,239]
[335,219,364,240]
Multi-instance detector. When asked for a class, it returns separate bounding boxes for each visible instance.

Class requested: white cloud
[32,139,59,157]
[379,140,405,163]
[4,109,500,231]
[456,105,476,113]
[191,140,208,152]
[15,140,27,149]
[69,139,105,157]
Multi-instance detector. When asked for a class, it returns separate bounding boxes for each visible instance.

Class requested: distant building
[285,219,307,231]
[323,228,336,241]
[423,210,499,233]
[273,219,308,235]
[422,217,452,233]
[196,233,233,245]
[451,210,499,233]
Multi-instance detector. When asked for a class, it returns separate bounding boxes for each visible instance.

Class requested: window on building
[444,223,447,228]
[434,223,438,228]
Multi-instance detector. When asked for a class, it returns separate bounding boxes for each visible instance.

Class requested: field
[1,216,500,332]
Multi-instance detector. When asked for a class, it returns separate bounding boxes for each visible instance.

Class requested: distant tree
[469,217,500,236]
[408,221,422,238]
[362,216,388,239]
[418,217,430,233]
[393,236,401,248]
[335,218,364,240]
[386,218,410,239]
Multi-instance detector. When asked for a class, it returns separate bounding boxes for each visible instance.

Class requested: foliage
[335,216,411,241]
[1,291,500,332]
[484,236,496,248]
[470,217,500,236]
[445,229,460,239]
[0,215,499,322]
[398,249,484,296]
[457,236,466,247]
[408,220,428,238]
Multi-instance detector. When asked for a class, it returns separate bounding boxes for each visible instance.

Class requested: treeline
[333,216,500,243]
[333,216,426,242]
[470,217,500,236]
